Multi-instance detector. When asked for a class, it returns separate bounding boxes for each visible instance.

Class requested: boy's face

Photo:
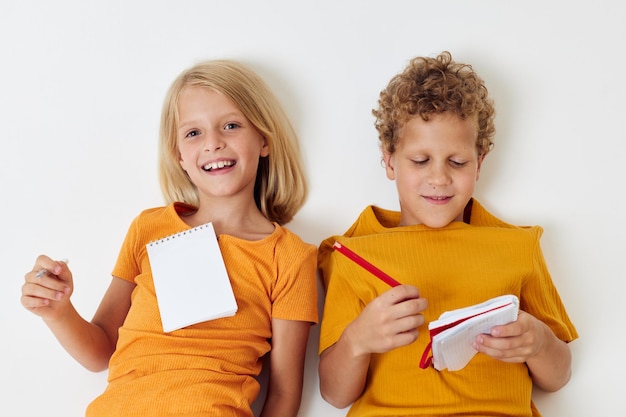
[383,112,484,228]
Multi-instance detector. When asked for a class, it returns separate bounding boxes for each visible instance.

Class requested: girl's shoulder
[132,202,195,225]
[125,203,194,245]
[274,224,315,248]
[240,224,317,261]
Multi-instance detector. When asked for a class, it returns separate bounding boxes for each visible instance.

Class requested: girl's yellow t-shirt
[87,203,318,417]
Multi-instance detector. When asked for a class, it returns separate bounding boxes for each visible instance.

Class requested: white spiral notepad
[425,294,519,371]
[146,222,238,332]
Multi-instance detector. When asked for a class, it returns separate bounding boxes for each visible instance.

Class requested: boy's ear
[476,154,486,180]
[382,151,396,180]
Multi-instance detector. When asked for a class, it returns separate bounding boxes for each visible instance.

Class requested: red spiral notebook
[332,241,519,371]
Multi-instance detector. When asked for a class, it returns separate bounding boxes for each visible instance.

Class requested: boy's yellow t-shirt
[319,199,577,417]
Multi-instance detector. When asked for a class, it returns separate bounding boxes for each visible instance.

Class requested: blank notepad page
[146,222,238,332]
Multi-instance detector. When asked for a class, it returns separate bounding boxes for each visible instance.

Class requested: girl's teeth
[204,160,233,171]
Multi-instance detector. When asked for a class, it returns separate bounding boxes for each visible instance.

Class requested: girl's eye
[185,129,200,138]
[412,159,428,166]
[224,122,240,130]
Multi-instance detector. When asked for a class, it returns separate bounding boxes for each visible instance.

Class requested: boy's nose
[427,164,451,186]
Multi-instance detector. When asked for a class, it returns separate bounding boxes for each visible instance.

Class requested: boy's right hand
[344,284,427,356]
[21,255,73,320]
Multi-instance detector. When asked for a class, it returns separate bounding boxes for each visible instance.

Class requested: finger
[490,324,518,338]
[22,281,68,302]
[388,301,426,326]
[476,343,529,363]
[33,263,70,287]
[490,315,527,338]
[32,254,55,275]
[389,313,425,335]
[25,271,69,293]
[383,285,421,305]
[475,332,535,361]
[31,256,68,281]
[26,269,54,283]
[390,327,420,348]
[404,296,428,315]
[368,325,420,353]
[21,293,51,309]
[476,333,512,349]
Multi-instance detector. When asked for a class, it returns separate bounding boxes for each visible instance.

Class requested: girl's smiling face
[383,112,484,228]
[177,86,269,204]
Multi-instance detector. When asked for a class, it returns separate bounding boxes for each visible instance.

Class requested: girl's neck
[181,197,275,241]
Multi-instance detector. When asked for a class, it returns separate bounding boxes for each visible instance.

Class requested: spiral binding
[147,223,211,247]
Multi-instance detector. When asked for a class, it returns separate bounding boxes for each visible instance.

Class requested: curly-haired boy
[318,51,577,416]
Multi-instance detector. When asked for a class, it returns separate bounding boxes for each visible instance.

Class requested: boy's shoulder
[319,200,544,260]
[318,205,398,270]
[469,199,543,236]
[338,205,401,238]
[319,205,389,248]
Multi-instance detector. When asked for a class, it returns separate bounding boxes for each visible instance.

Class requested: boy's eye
[450,160,467,167]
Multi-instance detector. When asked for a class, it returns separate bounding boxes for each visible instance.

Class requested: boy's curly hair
[373,51,495,157]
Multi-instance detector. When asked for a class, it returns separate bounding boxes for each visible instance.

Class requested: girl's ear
[178,151,189,173]
[260,137,270,157]
[382,150,396,180]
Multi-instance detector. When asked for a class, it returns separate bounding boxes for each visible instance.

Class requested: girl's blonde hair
[158,60,307,225]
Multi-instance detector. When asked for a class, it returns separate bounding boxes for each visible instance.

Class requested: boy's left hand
[472,310,546,363]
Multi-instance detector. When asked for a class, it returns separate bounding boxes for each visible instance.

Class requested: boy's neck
[463,199,474,224]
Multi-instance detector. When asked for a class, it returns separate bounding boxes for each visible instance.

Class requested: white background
[1,1,624,416]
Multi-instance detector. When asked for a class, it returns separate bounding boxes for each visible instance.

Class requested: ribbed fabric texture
[86,203,318,417]
[318,199,577,417]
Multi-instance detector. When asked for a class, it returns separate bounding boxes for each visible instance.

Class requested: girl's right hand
[21,255,73,320]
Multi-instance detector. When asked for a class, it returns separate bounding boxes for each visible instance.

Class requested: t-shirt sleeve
[521,228,578,343]
[111,215,142,283]
[271,240,318,324]
[318,248,370,355]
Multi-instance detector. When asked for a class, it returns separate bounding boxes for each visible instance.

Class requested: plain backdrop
[2,1,624,416]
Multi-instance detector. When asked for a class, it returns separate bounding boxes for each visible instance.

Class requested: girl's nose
[203,132,225,152]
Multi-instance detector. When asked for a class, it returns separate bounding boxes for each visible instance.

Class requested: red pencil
[332,241,401,287]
